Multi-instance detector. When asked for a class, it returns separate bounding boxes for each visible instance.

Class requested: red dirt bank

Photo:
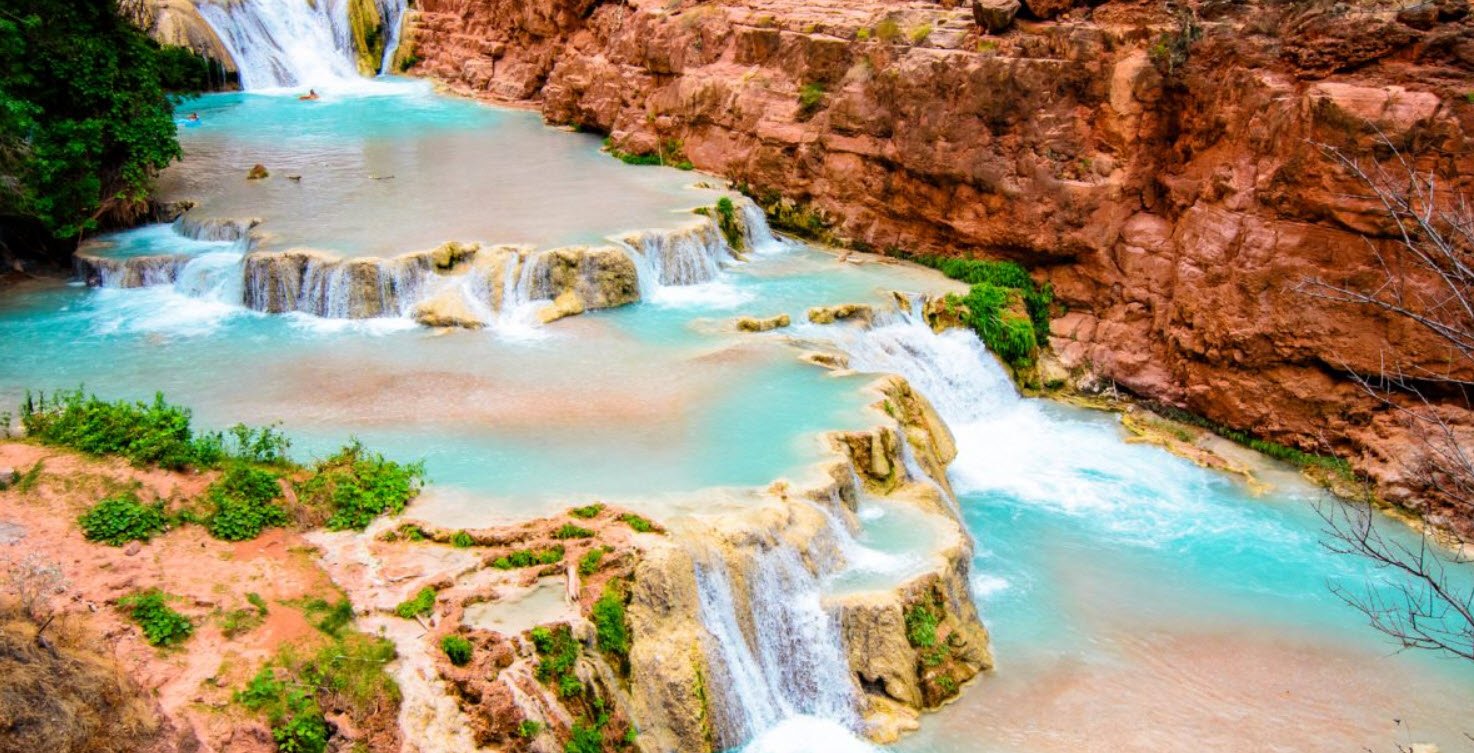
[404,0,1474,534]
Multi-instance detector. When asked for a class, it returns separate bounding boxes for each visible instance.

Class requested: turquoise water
[157,85,722,256]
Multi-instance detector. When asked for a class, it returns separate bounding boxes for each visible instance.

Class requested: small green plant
[13,460,43,493]
[566,721,603,753]
[937,674,958,695]
[221,606,266,638]
[569,502,605,519]
[491,545,565,569]
[451,530,475,548]
[977,39,999,53]
[440,634,473,666]
[908,23,932,44]
[855,27,871,40]
[797,82,826,117]
[302,597,355,637]
[554,523,595,540]
[1465,91,1474,104]
[206,464,289,541]
[578,547,609,576]
[119,589,194,647]
[296,440,425,531]
[518,719,543,738]
[875,18,901,42]
[394,587,437,619]
[236,632,399,753]
[78,493,167,546]
[530,625,583,698]
[591,583,630,662]
[714,196,744,250]
[618,513,656,533]
[247,592,270,615]
[904,602,940,649]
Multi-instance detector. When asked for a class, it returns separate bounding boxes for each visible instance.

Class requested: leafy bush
[394,587,436,619]
[904,603,939,649]
[569,503,605,519]
[237,631,398,753]
[451,530,475,548]
[78,493,166,546]
[440,634,473,666]
[553,523,594,540]
[0,0,183,240]
[875,18,901,41]
[302,597,355,637]
[224,422,292,466]
[916,257,1054,369]
[909,23,932,44]
[518,719,543,738]
[592,583,630,661]
[714,197,743,251]
[273,704,328,753]
[797,83,826,117]
[205,464,288,541]
[567,721,603,753]
[492,545,564,570]
[296,440,425,531]
[118,589,193,647]
[21,390,224,470]
[530,625,582,697]
[577,547,608,576]
[619,513,656,534]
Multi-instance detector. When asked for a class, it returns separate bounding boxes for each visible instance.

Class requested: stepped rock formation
[310,373,991,753]
[403,0,1474,534]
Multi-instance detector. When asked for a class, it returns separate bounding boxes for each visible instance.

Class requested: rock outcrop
[120,0,238,75]
[403,0,1474,535]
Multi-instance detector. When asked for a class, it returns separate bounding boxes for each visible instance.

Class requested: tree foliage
[0,0,183,240]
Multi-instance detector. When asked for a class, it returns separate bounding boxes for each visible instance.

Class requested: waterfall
[692,536,860,750]
[377,0,409,75]
[740,199,788,255]
[619,221,734,296]
[196,0,407,90]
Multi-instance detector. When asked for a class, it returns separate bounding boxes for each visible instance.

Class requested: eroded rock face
[122,0,238,74]
[404,0,1474,534]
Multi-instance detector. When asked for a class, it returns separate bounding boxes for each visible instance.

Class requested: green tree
[0,0,182,241]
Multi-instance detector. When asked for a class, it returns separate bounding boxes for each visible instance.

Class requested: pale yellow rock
[538,289,587,323]
[808,303,874,324]
[412,290,485,329]
[736,313,791,332]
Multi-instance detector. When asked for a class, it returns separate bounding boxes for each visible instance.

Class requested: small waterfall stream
[693,540,860,749]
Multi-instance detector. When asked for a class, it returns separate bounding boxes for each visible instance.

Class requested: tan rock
[538,289,587,323]
[413,290,486,329]
[246,164,269,180]
[807,303,874,325]
[735,313,791,332]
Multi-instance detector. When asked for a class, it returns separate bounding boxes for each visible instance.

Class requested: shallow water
[157,86,723,256]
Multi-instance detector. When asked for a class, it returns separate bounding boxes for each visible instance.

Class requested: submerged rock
[413,289,485,329]
[246,164,269,180]
[808,303,875,325]
[736,313,791,332]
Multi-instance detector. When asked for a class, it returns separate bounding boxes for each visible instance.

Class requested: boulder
[735,313,791,332]
[1020,0,1075,19]
[807,303,874,325]
[413,290,486,329]
[972,0,1020,33]
[1396,2,1440,29]
[537,289,587,323]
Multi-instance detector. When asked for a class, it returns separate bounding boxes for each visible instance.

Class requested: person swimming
[299,89,319,101]
[186,112,199,122]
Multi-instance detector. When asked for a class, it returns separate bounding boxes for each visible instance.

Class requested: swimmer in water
[186,112,199,122]
[299,89,319,101]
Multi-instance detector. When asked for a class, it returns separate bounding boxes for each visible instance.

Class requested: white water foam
[197,0,407,91]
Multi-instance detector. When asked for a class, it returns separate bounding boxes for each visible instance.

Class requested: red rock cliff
[402,0,1474,534]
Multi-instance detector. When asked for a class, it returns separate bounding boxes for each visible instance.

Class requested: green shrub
[567,721,603,753]
[714,196,743,251]
[236,632,398,753]
[224,422,292,466]
[20,390,224,470]
[569,502,605,519]
[273,703,328,753]
[577,547,608,576]
[916,256,1053,369]
[518,719,543,738]
[296,440,425,531]
[875,18,901,41]
[619,513,655,534]
[13,460,42,493]
[451,530,475,548]
[553,523,594,540]
[119,589,193,647]
[904,603,939,649]
[492,545,564,570]
[205,464,288,541]
[797,82,825,117]
[440,634,473,666]
[303,597,355,637]
[591,583,630,661]
[78,493,167,546]
[909,23,932,44]
[394,587,436,619]
[220,606,265,638]
[530,625,582,697]
[247,592,269,615]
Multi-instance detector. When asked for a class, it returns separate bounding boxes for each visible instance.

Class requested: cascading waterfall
[197,0,407,89]
[692,540,860,750]
[620,221,735,296]
[377,0,409,74]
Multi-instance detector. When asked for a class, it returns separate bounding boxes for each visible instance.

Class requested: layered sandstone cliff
[403,0,1474,534]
